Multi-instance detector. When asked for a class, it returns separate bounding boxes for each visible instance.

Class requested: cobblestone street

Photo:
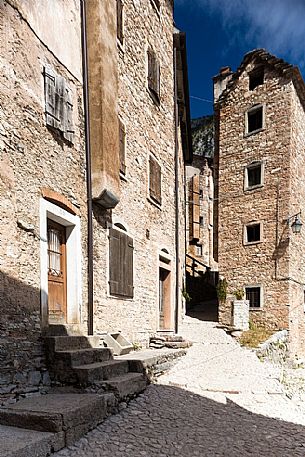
[55,315,305,456]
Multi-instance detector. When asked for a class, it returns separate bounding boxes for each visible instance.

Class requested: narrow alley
[54,315,305,457]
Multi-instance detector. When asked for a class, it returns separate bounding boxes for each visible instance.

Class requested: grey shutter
[109,228,121,295]
[54,75,65,131]
[148,50,154,91]
[119,119,126,175]
[63,86,75,143]
[44,66,59,128]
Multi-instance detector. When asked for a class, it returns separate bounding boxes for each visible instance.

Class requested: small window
[147,49,160,105]
[246,286,261,308]
[245,223,261,244]
[117,0,124,45]
[149,156,161,205]
[244,222,262,244]
[245,162,263,189]
[249,68,264,91]
[247,105,263,134]
[119,119,126,176]
[196,245,203,256]
[199,216,204,226]
[109,228,133,298]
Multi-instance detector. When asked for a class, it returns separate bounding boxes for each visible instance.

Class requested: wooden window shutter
[192,175,200,241]
[121,233,134,298]
[44,66,60,129]
[119,119,126,175]
[148,49,160,102]
[63,86,75,144]
[109,228,121,296]
[149,156,161,204]
[150,0,160,11]
[109,228,134,298]
[148,49,154,91]
[117,0,123,44]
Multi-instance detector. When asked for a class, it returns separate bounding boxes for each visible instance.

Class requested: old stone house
[214,49,305,357]
[0,0,192,404]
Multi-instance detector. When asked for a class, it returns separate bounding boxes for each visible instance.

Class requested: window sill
[244,184,264,192]
[245,127,265,138]
[108,294,134,301]
[147,196,162,210]
[244,240,263,246]
[249,307,263,311]
[147,88,161,108]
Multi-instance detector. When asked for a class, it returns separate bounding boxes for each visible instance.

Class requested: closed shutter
[109,228,134,298]
[63,86,75,144]
[149,156,161,204]
[117,0,123,44]
[192,175,200,241]
[147,49,160,102]
[109,228,121,296]
[119,119,126,175]
[44,66,60,129]
[150,0,160,11]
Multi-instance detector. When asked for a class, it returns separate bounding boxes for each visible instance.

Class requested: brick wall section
[216,61,293,331]
[0,1,87,402]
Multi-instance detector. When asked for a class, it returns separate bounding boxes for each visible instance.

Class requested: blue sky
[174,0,305,119]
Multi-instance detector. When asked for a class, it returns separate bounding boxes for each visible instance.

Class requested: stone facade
[214,49,305,357]
[0,0,191,403]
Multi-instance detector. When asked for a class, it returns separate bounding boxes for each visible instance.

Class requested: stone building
[214,49,305,356]
[0,0,192,404]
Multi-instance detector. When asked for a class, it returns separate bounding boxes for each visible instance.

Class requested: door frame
[40,198,82,329]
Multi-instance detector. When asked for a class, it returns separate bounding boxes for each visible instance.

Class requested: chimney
[213,66,233,102]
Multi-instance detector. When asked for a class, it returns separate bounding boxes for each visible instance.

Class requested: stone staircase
[44,332,147,399]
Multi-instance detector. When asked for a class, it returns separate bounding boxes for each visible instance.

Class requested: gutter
[173,47,180,334]
[80,0,94,335]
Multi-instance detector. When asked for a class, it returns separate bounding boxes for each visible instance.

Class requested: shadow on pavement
[55,384,305,457]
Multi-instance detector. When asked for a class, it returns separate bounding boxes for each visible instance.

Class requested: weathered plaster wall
[216,62,292,330]
[0,1,86,403]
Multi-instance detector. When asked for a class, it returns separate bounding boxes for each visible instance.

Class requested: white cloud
[181,0,305,69]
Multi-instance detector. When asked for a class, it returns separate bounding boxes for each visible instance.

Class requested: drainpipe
[173,47,180,334]
[80,0,94,335]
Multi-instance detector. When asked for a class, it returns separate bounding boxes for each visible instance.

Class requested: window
[245,223,261,244]
[246,105,264,134]
[199,216,204,226]
[119,119,126,176]
[246,286,261,308]
[44,65,74,143]
[147,49,160,104]
[245,162,264,189]
[150,0,160,12]
[249,68,264,91]
[196,245,203,256]
[117,0,123,45]
[109,227,133,298]
[149,156,161,204]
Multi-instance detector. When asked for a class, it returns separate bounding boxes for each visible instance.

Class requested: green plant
[182,289,192,303]
[132,341,142,351]
[233,288,245,300]
[216,278,228,303]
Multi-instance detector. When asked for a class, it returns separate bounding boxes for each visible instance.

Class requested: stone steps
[102,372,147,398]
[54,347,113,367]
[44,335,100,352]
[0,393,117,456]
[74,360,130,384]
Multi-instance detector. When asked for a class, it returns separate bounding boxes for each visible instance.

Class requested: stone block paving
[54,316,305,456]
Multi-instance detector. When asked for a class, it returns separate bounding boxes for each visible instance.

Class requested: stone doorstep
[0,424,63,457]
[0,393,116,449]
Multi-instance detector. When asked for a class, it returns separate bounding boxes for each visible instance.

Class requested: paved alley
[54,316,305,456]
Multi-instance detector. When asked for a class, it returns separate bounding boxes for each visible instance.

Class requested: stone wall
[0,0,86,403]
[215,59,293,331]
[92,0,184,345]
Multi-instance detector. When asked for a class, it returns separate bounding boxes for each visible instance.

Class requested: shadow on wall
[70,384,305,456]
[0,270,49,405]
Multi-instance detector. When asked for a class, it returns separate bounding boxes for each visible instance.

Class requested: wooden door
[159,267,171,329]
[47,219,67,323]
